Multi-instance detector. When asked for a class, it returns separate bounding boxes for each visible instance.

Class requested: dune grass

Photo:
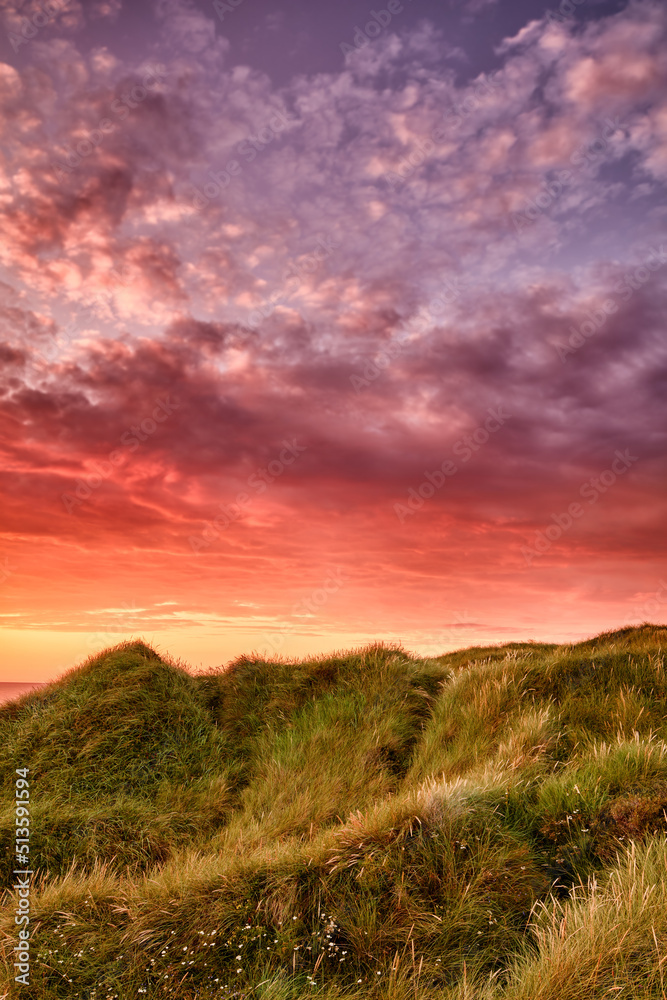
[0,625,666,998]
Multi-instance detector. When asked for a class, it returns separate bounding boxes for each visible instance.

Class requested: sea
[0,682,46,706]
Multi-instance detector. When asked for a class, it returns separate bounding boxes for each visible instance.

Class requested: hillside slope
[1,625,666,999]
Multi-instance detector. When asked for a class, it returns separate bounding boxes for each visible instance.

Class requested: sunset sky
[1,0,666,680]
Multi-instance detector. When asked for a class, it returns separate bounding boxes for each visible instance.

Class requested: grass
[0,625,666,997]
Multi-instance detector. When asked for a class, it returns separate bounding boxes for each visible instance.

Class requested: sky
[0,0,666,680]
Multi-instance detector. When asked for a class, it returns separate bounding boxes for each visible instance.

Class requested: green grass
[1,625,666,998]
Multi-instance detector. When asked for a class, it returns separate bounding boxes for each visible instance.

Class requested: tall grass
[0,626,665,998]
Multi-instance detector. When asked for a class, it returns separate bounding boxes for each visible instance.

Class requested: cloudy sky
[0,0,665,679]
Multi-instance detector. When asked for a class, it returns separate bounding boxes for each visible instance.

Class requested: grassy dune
[1,625,667,998]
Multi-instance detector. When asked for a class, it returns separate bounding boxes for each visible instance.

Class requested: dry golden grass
[1,626,666,998]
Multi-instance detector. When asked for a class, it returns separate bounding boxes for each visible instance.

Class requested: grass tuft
[1,626,666,997]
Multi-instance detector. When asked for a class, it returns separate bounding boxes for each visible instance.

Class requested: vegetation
[1,624,666,998]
